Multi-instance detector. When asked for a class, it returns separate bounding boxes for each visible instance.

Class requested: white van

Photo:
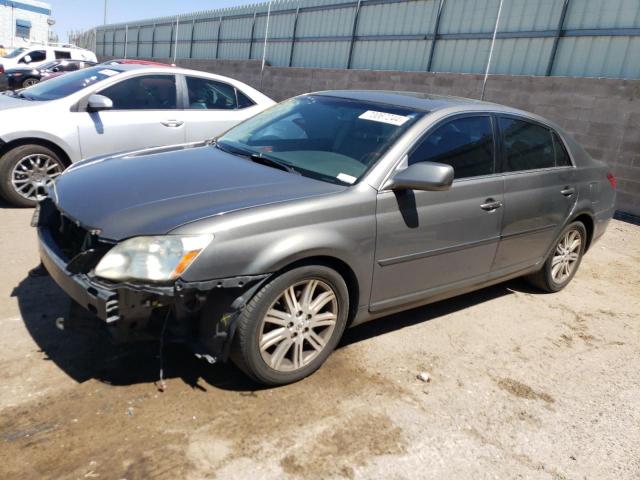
[0,44,97,74]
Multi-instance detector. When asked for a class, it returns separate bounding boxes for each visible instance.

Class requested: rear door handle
[480,199,503,211]
[161,120,184,128]
[561,186,575,197]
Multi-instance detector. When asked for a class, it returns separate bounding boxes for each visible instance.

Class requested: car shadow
[12,272,536,392]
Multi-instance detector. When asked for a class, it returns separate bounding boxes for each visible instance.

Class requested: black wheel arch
[0,138,72,168]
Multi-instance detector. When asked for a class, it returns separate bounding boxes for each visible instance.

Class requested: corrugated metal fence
[72,0,640,79]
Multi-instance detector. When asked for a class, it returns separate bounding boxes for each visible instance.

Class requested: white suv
[0,64,275,206]
[0,44,97,74]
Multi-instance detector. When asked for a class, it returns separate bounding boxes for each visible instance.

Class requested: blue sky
[52,0,258,41]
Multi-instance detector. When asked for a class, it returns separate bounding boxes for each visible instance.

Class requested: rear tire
[526,221,587,293]
[0,144,65,207]
[21,77,39,88]
[231,265,349,386]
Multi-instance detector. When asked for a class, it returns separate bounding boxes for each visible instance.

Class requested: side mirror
[384,162,454,192]
[87,94,113,112]
[23,54,32,64]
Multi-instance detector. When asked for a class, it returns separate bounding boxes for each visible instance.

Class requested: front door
[371,115,504,312]
[76,74,185,159]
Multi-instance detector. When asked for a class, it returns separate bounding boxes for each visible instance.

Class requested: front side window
[186,76,239,110]
[218,95,424,185]
[21,50,46,63]
[408,116,494,179]
[500,117,555,171]
[100,75,177,110]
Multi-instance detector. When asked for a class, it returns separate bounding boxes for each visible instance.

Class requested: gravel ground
[0,204,638,480]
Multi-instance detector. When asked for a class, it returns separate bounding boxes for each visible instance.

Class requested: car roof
[312,89,525,115]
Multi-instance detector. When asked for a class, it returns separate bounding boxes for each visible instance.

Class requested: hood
[0,92,40,110]
[53,143,346,240]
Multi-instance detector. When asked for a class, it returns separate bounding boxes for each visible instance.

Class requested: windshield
[218,95,424,185]
[2,47,27,59]
[18,66,124,101]
[38,61,60,71]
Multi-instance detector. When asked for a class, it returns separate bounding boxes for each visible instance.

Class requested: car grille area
[38,198,113,273]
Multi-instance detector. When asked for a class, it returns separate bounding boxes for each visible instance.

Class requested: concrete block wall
[100,57,640,216]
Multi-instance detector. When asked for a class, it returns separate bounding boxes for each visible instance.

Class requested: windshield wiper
[247,153,301,175]
[214,142,300,175]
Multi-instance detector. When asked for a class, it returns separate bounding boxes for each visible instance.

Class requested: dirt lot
[0,203,638,480]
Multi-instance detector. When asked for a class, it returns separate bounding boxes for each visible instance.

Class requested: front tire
[232,265,349,386]
[0,144,65,207]
[526,221,587,292]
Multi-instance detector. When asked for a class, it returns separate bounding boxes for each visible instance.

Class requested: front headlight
[94,234,213,282]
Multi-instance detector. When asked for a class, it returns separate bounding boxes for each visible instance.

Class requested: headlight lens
[94,234,213,282]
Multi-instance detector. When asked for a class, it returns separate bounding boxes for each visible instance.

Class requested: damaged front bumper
[36,201,269,363]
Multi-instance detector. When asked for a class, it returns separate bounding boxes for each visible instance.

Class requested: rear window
[553,132,572,167]
[500,117,555,171]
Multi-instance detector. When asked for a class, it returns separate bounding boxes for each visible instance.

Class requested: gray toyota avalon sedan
[35,91,616,386]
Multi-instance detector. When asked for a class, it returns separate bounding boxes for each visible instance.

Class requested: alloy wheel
[551,228,582,284]
[258,279,338,372]
[11,154,62,201]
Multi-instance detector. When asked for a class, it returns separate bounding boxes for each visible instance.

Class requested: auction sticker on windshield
[359,110,410,126]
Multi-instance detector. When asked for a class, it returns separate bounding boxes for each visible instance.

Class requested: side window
[21,50,46,63]
[552,132,572,167]
[186,76,237,110]
[99,75,177,110]
[55,50,72,59]
[408,116,494,179]
[236,89,255,109]
[500,117,555,171]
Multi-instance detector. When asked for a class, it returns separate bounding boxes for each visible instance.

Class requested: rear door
[370,114,504,311]
[76,74,185,159]
[491,115,578,273]
[180,75,263,142]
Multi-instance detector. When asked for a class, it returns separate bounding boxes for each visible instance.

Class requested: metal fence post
[346,0,362,69]
[249,11,257,59]
[189,19,196,59]
[124,25,128,58]
[151,23,157,58]
[288,2,300,67]
[215,16,222,59]
[546,0,571,77]
[426,0,446,72]
[136,25,141,57]
[173,16,180,63]
[261,1,272,72]
[111,29,115,56]
[481,0,504,101]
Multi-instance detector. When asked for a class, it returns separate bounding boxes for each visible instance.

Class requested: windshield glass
[38,61,60,71]
[218,95,424,185]
[2,47,27,59]
[18,66,124,101]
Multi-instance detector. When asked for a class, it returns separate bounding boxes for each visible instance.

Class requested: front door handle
[161,120,184,128]
[561,186,575,197]
[480,199,503,211]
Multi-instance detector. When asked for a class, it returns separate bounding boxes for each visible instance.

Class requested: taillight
[0,65,4,74]
[607,172,617,190]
